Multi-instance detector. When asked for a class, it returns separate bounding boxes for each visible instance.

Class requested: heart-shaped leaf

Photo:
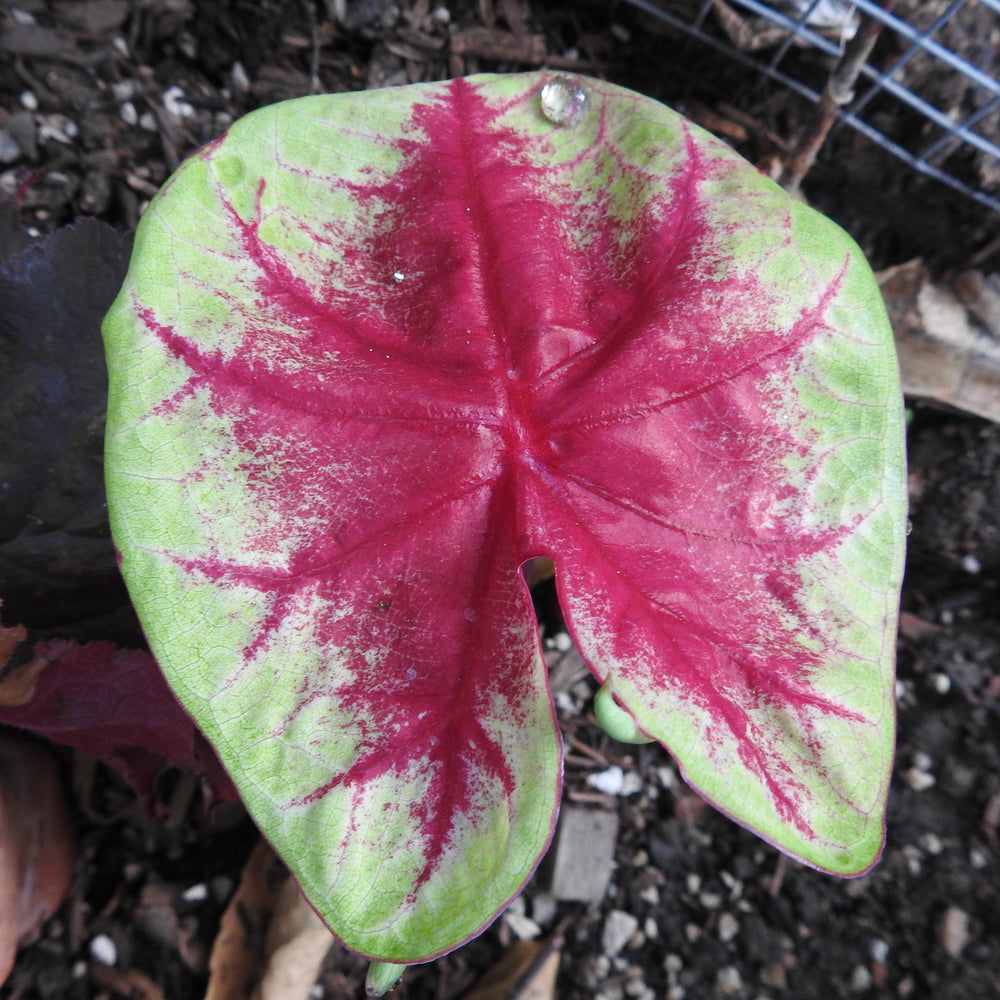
[103,72,906,962]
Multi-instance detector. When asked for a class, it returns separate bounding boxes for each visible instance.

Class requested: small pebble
[902,845,923,875]
[590,955,611,982]
[230,60,250,93]
[0,129,20,164]
[602,910,639,956]
[919,832,943,855]
[904,767,935,791]
[718,912,740,943]
[715,966,742,995]
[182,882,208,902]
[624,969,654,999]
[931,672,951,694]
[656,765,677,789]
[504,910,541,940]
[531,891,558,926]
[89,934,117,966]
[555,691,576,714]
[939,906,971,958]
[961,553,981,573]
[850,964,872,992]
[163,85,194,118]
[720,870,742,897]
[588,765,625,795]
[664,953,683,976]
[553,631,572,652]
[620,770,644,796]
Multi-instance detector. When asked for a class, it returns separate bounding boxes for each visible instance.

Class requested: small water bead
[539,75,590,126]
[405,667,417,681]
[392,270,405,283]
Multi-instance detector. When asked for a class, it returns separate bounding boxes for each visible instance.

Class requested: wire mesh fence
[623,0,1000,214]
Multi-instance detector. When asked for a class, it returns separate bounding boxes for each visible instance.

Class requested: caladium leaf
[102,72,906,962]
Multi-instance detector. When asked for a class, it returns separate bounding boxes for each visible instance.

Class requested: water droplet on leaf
[392,270,405,283]
[539,76,590,126]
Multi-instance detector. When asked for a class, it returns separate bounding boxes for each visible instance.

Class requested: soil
[2,2,1000,999]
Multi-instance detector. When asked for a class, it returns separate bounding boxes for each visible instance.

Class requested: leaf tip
[594,681,655,744]
[365,961,406,996]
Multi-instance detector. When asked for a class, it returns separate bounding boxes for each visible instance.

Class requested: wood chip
[546,806,618,903]
[449,27,546,63]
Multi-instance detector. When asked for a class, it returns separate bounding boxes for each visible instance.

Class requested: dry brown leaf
[0,733,75,984]
[0,653,49,708]
[879,259,1000,422]
[0,621,27,674]
[463,939,559,1000]
[205,839,334,1000]
[205,839,283,1000]
[517,953,559,1000]
[251,875,334,1000]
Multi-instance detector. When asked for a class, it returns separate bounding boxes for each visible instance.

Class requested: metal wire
[623,0,1000,214]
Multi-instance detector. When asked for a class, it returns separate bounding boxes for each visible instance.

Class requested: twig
[779,1,895,194]
[303,0,322,94]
